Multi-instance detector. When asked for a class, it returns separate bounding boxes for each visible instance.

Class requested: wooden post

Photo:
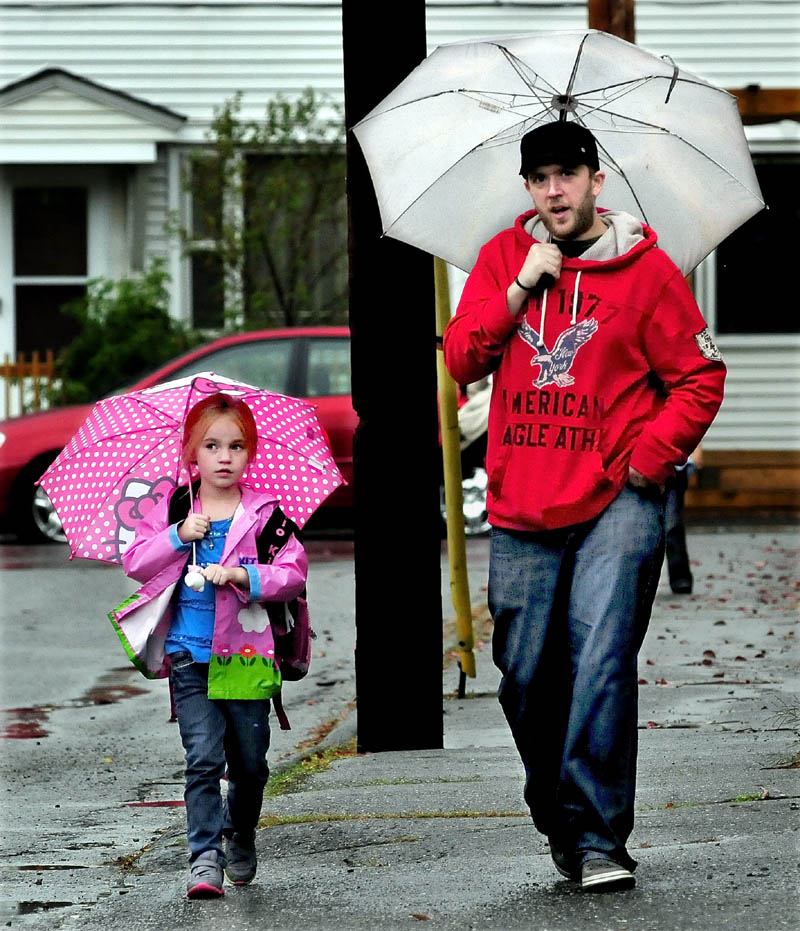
[31,351,41,410]
[343,0,444,751]
[17,352,24,413]
[588,0,636,42]
[2,354,9,417]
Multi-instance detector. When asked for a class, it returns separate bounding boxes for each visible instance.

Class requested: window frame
[693,136,800,349]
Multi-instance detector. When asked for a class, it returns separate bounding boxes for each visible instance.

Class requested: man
[443,121,725,891]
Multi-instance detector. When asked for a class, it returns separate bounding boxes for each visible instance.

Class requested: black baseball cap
[519,121,600,177]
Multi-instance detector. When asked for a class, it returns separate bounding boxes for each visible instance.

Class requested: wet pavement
[1,522,798,930]
[0,534,358,927]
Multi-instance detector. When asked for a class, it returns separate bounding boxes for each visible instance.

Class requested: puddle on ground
[125,800,185,807]
[0,707,51,739]
[17,901,75,915]
[1,667,149,738]
[16,864,89,871]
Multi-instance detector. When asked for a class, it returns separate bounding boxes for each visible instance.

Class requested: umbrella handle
[188,480,198,567]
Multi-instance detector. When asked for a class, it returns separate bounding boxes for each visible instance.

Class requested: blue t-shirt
[165,517,232,662]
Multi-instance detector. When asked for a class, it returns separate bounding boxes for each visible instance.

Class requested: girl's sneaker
[187,850,225,898]
[224,833,257,885]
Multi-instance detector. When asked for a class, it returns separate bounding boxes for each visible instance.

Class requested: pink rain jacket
[109,484,308,700]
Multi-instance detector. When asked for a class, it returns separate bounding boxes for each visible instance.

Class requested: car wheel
[30,485,67,544]
[13,460,67,544]
[440,466,490,537]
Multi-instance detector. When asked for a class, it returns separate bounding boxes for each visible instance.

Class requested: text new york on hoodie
[443,208,727,532]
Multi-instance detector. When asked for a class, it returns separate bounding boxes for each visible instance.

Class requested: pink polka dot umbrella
[37,372,345,563]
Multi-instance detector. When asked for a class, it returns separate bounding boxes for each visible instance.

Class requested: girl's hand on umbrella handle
[202,565,248,587]
[178,513,210,543]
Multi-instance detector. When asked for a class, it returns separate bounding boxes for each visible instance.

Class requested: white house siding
[0,1,347,138]
[636,0,800,88]
[709,346,800,449]
[426,0,587,43]
[0,86,180,162]
[142,149,171,268]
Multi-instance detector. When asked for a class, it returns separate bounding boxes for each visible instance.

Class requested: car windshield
[106,338,297,397]
[158,340,295,394]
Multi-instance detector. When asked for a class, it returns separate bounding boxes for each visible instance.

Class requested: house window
[185,151,347,330]
[187,155,227,330]
[243,152,348,328]
[715,155,799,335]
[12,187,87,354]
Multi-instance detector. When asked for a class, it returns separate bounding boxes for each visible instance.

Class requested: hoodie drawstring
[538,269,583,343]
[571,270,582,325]
[538,289,547,347]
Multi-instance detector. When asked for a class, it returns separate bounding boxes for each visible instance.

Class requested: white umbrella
[352,29,764,275]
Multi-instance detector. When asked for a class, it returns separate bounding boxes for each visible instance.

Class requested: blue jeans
[170,655,271,862]
[488,486,664,870]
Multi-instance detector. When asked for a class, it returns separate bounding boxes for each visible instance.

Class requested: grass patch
[352,775,483,788]
[264,738,359,799]
[111,845,152,872]
[259,810,527,830]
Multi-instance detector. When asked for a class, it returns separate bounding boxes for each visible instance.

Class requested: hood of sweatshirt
[519,207,657,268]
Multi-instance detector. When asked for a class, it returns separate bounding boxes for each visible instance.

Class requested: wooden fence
[0,351,56,418]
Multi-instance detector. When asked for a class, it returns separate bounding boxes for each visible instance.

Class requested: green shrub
[54,261,200,404]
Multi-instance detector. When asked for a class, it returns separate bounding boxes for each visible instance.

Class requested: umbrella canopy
[38,372,344,563]
[352,29,764,275]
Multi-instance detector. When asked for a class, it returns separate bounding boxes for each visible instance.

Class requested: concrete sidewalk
[64,525,798,931]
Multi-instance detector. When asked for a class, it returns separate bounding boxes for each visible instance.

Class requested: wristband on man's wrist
[514,275,536,291]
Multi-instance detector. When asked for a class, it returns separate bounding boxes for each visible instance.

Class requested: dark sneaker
[549,841,578,880]
[581,858,635,892]
[186,850,225,899]
[224,833,257,885]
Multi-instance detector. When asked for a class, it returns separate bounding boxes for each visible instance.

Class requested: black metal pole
[342,0,443,751]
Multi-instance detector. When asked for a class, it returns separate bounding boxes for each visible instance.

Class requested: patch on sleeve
[694,327,723,362]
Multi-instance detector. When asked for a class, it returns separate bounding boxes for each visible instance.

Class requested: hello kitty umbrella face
[38,372,345,563]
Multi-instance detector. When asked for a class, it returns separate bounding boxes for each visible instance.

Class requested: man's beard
[542,194,596,241]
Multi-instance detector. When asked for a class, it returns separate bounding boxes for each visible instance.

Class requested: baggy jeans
[488,486,664,870]
[170,655,271,863]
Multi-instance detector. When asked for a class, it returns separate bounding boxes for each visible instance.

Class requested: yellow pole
[434,256,476,682]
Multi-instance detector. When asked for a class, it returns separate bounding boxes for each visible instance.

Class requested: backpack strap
[167,481,199,526]
[256,506,303,731]
[272,692,291,731]
[256,506,299,565]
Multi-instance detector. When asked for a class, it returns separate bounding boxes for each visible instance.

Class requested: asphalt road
[3,523,796,931]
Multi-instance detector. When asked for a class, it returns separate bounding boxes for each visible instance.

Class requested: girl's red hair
[182,393,258,466]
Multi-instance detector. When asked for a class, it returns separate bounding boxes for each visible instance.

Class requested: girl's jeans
[488,486,664,870]
[170,656,271,863]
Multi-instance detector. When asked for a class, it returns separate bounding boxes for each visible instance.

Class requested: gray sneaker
[224,833,257,885]
[187,850,225,899]
[581,858,636,892]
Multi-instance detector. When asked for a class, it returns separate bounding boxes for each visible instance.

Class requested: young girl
[113,393,308,899]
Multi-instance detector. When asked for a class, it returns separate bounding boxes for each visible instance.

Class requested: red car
[0,327,356,543]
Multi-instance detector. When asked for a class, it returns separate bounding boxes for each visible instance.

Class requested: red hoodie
[443,209,726,532]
